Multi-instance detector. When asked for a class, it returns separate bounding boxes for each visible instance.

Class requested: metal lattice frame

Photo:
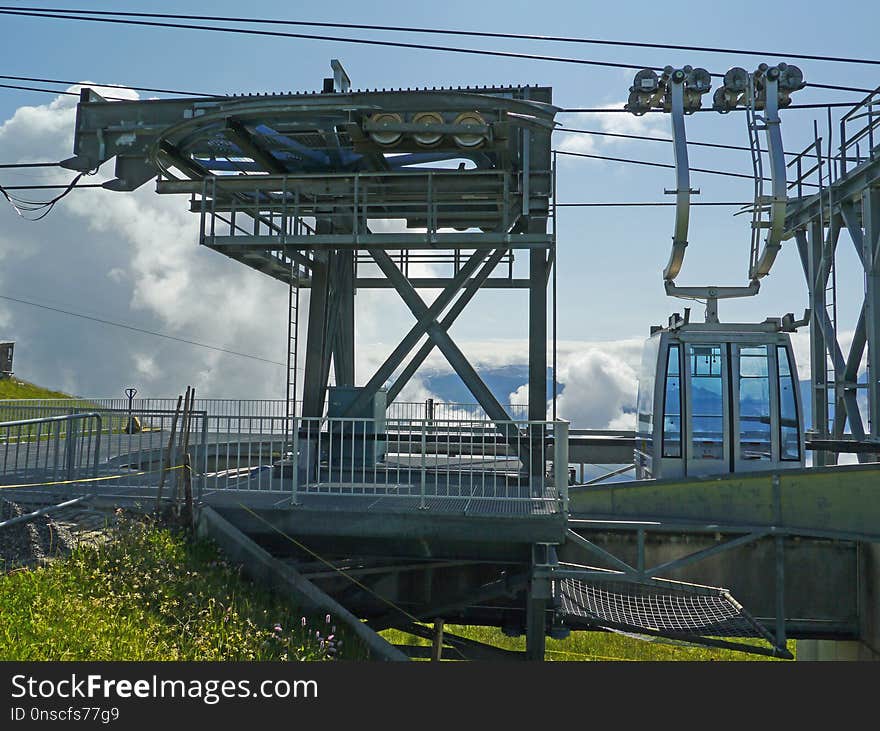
[558,578,791,658]
[786,86,880,463]
[62,72,558,463]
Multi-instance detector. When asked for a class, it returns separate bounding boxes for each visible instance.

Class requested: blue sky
[0,1,877,422]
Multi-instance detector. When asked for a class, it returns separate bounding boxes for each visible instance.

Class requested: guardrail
[202,416,569,514]
[0,398,533,423]
[0,406,208,497]
[198,169,535,247]
[0,402,569,515]
[0,413,102,486]
[840,84,880,176]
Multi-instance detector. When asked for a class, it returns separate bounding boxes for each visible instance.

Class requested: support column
[333,249,356,388]
[806,220,830,464]
[528,248,548,422]
[864,189,880,449]
[301,247,332,417]
[528,246,549,493]
[526,544,550,661]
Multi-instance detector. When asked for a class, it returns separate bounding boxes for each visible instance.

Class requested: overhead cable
[3,6,878,88]
[0,293,287,367]
[0,8,871,96]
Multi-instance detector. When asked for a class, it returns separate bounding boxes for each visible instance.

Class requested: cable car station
[9,58,880,661]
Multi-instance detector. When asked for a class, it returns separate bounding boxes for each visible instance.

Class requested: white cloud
[554,340,642,429]
[556,101,669,159]
[0,88,290,397]
[0,86,457,399]
[509,382,528,405]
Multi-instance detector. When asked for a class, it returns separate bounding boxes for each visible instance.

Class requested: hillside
[0,377,72,400]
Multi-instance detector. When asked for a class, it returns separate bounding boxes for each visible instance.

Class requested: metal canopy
[63,70,557,452]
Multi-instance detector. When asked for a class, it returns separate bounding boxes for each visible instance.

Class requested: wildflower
[273,624,282,634]
[301,616,307,627]
[325,614,331,624]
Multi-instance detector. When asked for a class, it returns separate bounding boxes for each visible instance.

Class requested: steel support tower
[62,70,557,438]
[784,87,880,463]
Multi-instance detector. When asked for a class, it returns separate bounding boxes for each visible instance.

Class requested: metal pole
[291,416,299,506]
[0,495,92,531]
[420,421,427,510]
[775,535,787,653]
[125,387,137,434]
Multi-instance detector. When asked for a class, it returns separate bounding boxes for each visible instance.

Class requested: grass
[0,377,791,662]
[0,516,364,661]
[0,378,137,438]
[0,377,73,400]
[381,623,795,661]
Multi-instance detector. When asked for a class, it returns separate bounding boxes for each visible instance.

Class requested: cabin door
[683,343,732,476]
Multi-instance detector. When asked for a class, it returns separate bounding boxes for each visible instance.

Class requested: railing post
[554,420,569,513]
[65,415,80,481]
[420,420,427,510]
[199,412,208,501]
[290,416,299,505]
[93,414,102,478]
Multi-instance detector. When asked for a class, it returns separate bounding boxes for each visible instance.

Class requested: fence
[0,413,102,487]
[839,85,880,175]
[0,406,207,498]
[0,398,533,423]
[201,416,568,513]
[0,400,568,514]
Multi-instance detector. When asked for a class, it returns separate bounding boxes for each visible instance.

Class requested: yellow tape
[0,464,187,490]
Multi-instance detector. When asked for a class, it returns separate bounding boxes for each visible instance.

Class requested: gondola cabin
[635,317,804,479]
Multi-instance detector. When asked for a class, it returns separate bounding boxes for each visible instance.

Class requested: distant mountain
[421,365,561,405]
[422,366,812,432]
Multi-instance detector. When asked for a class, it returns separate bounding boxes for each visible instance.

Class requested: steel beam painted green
[568,463,880,540]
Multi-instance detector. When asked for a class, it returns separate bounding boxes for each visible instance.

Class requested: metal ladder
[818,124,839,445]
[745,86,769,276]
[824,250,838,439]
[286,260,300,426]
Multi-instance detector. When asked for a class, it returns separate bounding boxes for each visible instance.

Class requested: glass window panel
[691,346,722,376]
[739,345,771,460]
[636,336,660,438]
[777,346,801,460]
[662,345,682,458]
[690,345,723,460]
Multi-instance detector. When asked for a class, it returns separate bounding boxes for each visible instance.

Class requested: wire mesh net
[558,577,783,653]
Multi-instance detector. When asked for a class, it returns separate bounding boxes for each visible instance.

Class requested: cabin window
[777,346,801,460]
[662,345,682,457]
[690,345,724,460]
[637,335,660,440]
[738,346,772,460]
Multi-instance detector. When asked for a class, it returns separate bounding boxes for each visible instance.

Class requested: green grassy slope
[0,377,72,400]
[0,518,361,660]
